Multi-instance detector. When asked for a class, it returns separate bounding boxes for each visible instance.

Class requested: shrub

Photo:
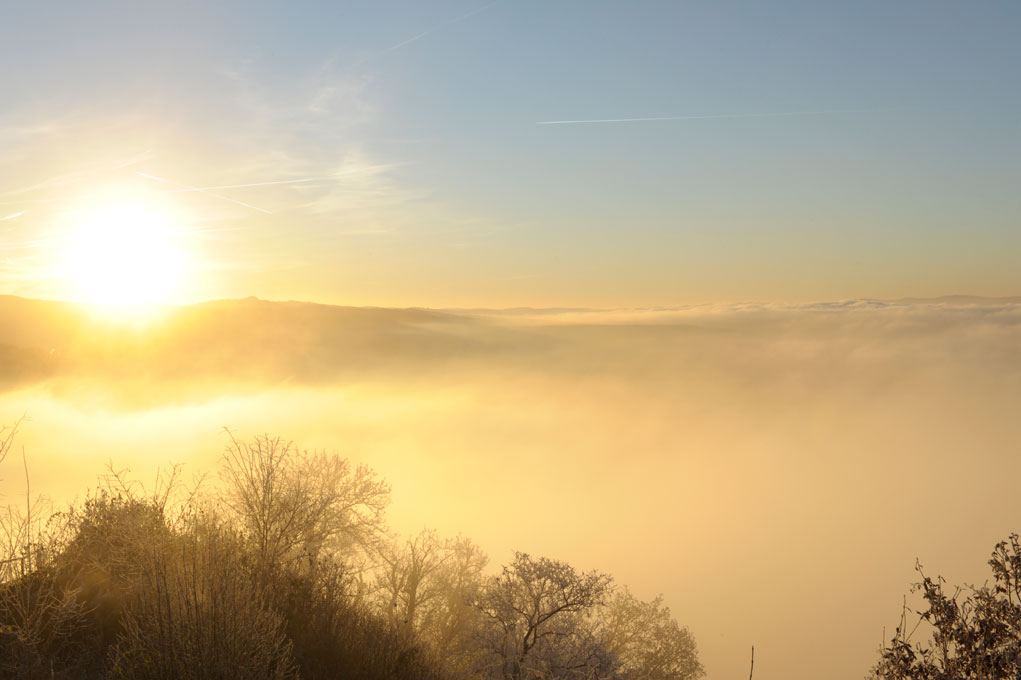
[272,556,443,680]
[873,534,1021,679]
[108,515,297,680]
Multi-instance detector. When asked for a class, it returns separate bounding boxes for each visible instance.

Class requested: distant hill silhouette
[0,295,510,400]
[893,295,1021,305]
[0,294,1018,405]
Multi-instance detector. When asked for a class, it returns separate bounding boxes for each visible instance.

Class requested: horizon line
[2,292,1020,313]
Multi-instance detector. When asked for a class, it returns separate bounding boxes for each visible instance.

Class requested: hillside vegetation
[0,423,703,680]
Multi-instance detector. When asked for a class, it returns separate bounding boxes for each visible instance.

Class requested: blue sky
[1,1,1019,305]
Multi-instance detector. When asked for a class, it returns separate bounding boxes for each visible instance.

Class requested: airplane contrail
[136,172,273,214]
[0,152,154,201]
[373,0,502,58]
[159,176,335,192]
[536,109,878,125]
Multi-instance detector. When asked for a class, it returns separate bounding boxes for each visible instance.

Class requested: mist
[2,295,1021,679]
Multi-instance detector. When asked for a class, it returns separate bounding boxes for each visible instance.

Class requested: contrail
[373,0,501,58]
[0,210,26,222]
[0,152,153,201]
[536,109,878,125]
[136,172,272,214]
[158,176,335,192]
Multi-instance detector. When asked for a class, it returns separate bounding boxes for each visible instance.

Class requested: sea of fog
[2,296,1021,679]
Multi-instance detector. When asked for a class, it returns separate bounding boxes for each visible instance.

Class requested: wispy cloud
[0,196,67,207]
[337,227,395,236]
[0,211,26,222]
[0,150,156,204]
[536,109,878,125]
[0,236,68,251]
[0,173,335,210]
[0,221,245,254]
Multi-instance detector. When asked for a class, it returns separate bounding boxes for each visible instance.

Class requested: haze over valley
[3,294,1021,678]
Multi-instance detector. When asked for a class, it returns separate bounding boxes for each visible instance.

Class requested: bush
[109,515,297,680]
[274,557,442,680]
[0,432,444,680]
[873,534,1021,679]
[0,562,91,679]
[0,429,702,680]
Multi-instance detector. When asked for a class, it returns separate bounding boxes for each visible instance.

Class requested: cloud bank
[2,295,1021,680]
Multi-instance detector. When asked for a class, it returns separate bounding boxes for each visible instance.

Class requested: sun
[62,202,189,311]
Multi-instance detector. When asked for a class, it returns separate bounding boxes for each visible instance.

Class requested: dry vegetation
[871,535,1021,680]
[0,424,703,680]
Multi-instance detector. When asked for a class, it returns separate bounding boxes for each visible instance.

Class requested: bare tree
[598,587,704,680]
[219,431,390,575]
[0,418,18,470]
[470,552,613,680]
[426,535,489,662]
[376,529,449,636]
[375,531,490,660]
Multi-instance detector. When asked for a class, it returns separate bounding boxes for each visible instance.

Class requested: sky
[1,0,1020,307]
[2,6,1021,678]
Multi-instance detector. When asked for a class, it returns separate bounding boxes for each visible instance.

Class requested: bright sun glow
[63,202,189,311]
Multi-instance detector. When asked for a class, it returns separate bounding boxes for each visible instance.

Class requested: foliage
[872,534,1021,680]
[0,426,703,680]
[276,555,443,680]
[0,431,429,680]
[0,555,91,678]
[109,516,297,680]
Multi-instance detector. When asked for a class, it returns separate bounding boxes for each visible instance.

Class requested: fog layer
[2,295,1021,679]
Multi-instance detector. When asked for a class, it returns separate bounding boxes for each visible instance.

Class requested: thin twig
[22,445,30,571]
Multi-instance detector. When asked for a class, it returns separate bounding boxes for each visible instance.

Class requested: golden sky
[2,2,1020,308]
